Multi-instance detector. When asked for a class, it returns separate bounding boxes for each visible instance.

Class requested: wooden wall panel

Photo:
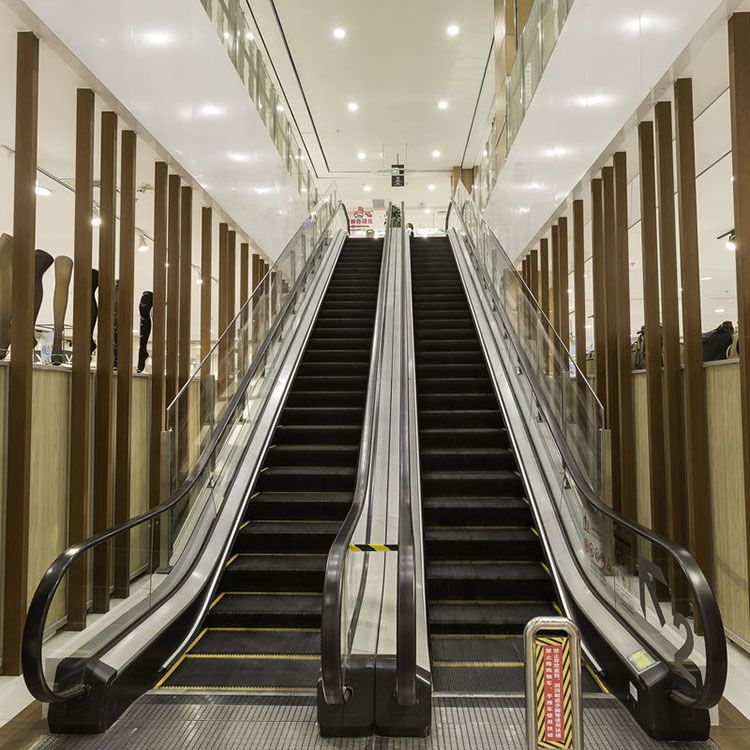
[128,377,150,574]
[200,208,212,365]
[632,372,652,529]
[92,111,117,614]
[557,216,569,349]
[539,238,550,320]
[114,130,136,598]
[178,186,192,391]
[728,11,750,607]
[165,175,181,412]
[551,225,560,333]
[655,100,689,552]
[591,179,607,407]
[674,78,714,581]
[67,88,95,630]
[573,200,586,372]
[3,32,39,673]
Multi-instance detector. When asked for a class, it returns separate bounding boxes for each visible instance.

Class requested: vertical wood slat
[165,175,181,413]
[67,87,95,631]
[551,225,560,333]
[113,130,137,598]
[227,231,237,392]
[92,111,117,614]
[674,78,714,582]
[200,207,212,426]
[573,201,586,373]
[149,163,168,514]
[602,166,621,511]
[251,253,262,348]
[728,11,750,605]
[638,121,668,536]
[529,249,539,302]
[591,179,607,406]
[654,100,689,551]
[2,32,39,673]
[539,238,550,375]
[240,242,249,371]
[558,216,570,349]
[613,151,636,519]
[177,186,192,481]
[217,223,229,396]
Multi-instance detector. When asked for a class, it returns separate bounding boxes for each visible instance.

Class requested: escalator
[411,236,596,694]
[157,237,384,691]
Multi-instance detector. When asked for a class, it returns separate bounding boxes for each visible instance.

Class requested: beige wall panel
[28,368,70,626]
[0,365,7,651]
[632,372,652,530]
[705,362,750,641]
[129,375,151,574]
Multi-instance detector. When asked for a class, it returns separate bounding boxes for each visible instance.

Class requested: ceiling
[244,0,495,221]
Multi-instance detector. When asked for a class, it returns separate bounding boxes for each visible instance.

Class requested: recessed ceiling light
[715,308,726,313]
[726,239,737,251]
[199,103,225,117]
[347,101,359,112]
[357,151,367,160]
[427,183,436,192]
[91,215,102,227]
[438,99,449,110]
[276,104,284,112]
[34,184,51,197]
[432,150,441,158]
[137,234,149,253]
[701,276,712,281]
[424,208,432,214]
[223,31,230,40]
[333,27,346,39]
[245,31,254,41]
[363,184,372,193]
[446,24,459,37]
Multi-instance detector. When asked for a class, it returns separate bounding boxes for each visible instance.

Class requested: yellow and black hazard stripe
[347,543,399,552]
[534,635,574,750]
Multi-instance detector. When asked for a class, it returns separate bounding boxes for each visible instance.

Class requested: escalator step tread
[191,628,320,656]
[227,554,327,572]
[427,561,548,580]
[429,601,557,627]
[241,520,341,535]
[425,527,535,541]
[423,496,527,510]
[212,592,322,615]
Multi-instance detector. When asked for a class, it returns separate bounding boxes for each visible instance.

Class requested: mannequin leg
[90,268,99,356]
[52,255,73,365]
[137,291,153,373]
[0,233,12,359]
[33,249,54,344]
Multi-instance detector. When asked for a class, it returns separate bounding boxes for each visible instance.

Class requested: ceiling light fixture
[446,24,459,37]
[91,215,102,227]
[137,234,149,253]
[357,151,366,160]
[424,208,432,214]
[333,27,346,39]
[719,228,737,251]
[363,184,372,193]
[276,104,284,112]
[438,99,449,110]
[34,184,51,197]
[245,31,254,41]
[427,183,436,192]
[196,277,204,285]
[701,276,712,281]
[431,150,441,158]
[347,101,359,112]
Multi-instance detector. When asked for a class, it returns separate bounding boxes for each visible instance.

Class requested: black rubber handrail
[396,203,417,705]
[446,198,727,710]
[22,201,350,705]
[320,205,394,705]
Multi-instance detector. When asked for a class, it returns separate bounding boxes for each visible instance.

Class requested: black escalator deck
[411,237,561,694]
[158,238,384,691]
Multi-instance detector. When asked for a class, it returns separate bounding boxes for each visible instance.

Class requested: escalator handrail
[446,197,727,710]
[396,203,417,705]
[320,205,394,705]
[22,201,350,705]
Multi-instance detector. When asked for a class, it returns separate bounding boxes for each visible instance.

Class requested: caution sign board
[534,635,573,749]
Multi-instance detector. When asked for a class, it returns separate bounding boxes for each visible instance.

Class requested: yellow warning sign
[534,635,573,749]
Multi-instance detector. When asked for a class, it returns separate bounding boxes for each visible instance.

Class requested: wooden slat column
[217,223,228,397]
[539,238,550,375]
[240,242,249,372]
[177,186,192,480]
[728,11,750,600]
[200,207,212,426]
[613,152,636,519]
[67,88,95,631]
[165,175,181,414]
[638,121,667,536]
[558,217,570,350]
[227,229,237,393]
[654,101,689,551]
[251,253,262,350]
[113,130,136,598]
[591,179,607,407]
[674,78,714,582]
[92,111,117,614]
[149,162,168,570]
[602,166,621,511]
[2,32,39,673]
[551,226,560,334]
[573,201,586,373]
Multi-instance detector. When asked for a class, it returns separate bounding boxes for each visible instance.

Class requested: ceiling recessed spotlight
[34,184,51,197]
[223,31,230,40]
[91,215,102,227]
[196,277,204,285]
[347,101,359,112]
[245,31,254,41]
[333,27,346,40]
[357,151,367,160]
[363,184,372,193]
[446,24,460,37]
[438,99,449,110]
[431,150,441,158]
[141,31,173,47]
[424,208,432,214]
[137,234,149,253]
[427,183,436,192]
[726,238,737,251]
[276,104,284,112]
[701,276,712,281]
[518,206,530,214]
[715,308,726,314]
[199,103,225,118]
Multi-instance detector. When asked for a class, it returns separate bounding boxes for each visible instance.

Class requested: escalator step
[428,601,557,634]
[426,561,554,600]
[421,470,523,496]
[207,592,322,628]
[419,427,510,449]
[271,424,362,445]
[236,520,340,554]
[255,466,357,492]
[264,444,359,467]
[423,496,530,525]
[191,628,321,656]
[222,554,327,591]
[246,492,353,520]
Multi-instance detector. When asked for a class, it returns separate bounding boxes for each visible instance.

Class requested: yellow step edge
[154,629,208,688]
[431,634,523,640]
[206,627,320,633]
[431,599,548,605]
[433,660,524,668]
[157,685,315,693]
[219,591,321,596]
[184,654,318,661]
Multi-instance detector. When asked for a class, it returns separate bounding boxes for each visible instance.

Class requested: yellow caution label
[348,543,398,552]
[534,635,574,749]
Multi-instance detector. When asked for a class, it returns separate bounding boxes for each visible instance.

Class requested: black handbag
[702,321,734,362]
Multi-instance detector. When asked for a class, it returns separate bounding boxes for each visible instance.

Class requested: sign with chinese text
[534,635,573,749]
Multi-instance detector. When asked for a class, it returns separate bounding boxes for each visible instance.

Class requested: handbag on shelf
[702,321,734,362]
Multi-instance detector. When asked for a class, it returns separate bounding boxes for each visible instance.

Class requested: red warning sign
[534,635,573,749]
[542,643,565,743]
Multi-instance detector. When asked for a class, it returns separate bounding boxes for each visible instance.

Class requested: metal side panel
[447,230,709,741]
[47,230,347,734]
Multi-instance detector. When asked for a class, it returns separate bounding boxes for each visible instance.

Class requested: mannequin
[0,233,12,359]
[33,249,54,346]
[137,290,153,373]
[52,255,73,365]
[90,268,99,356]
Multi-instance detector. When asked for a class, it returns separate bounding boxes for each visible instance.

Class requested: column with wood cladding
[613,152,636,519]
[240,242,249,371]
[113,130,137,598]
[217,223,228,396]
[654,101,689,551]
[728,11,750,598]
[200,207,212,424]
[165,175,181,412]
[251,252,263,347]
[177,186,192,479]
[227,229,236,392]
[539,238,550,374]
[590,179,607,409]
[602,166,621,510]
[551,225,560,334]
[149,163,168,513]
[529,249,539,302]
[557,217,570,350]
[2,32,38,673]
[674,78,714,581]
[92,110,117,614]
[638,121,667,536]
[573,201,586,373]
